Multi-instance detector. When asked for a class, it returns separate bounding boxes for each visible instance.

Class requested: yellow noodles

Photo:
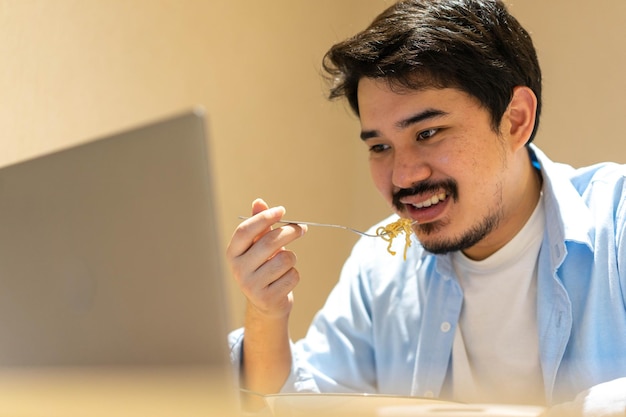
[376,218,414,260]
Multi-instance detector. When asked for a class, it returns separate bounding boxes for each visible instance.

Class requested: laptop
[0,109,236,416]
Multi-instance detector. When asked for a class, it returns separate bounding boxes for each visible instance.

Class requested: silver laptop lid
[0,109,230,371]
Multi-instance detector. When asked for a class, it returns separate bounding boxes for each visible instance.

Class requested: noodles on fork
[376,218,414,260]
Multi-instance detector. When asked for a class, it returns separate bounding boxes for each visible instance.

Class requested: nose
[391,147,431,189]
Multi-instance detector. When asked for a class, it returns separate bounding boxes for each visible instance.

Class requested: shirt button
[424,390,434,398]
[440,322,451,333]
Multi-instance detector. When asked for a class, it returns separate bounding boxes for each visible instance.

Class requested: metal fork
[238,216,414,238]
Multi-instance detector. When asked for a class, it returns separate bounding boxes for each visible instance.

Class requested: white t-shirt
[450,194,546,405]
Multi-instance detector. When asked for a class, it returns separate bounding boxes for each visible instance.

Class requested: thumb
[251,198,270,216]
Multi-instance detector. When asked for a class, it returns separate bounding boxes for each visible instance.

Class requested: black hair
[323,0,542,142]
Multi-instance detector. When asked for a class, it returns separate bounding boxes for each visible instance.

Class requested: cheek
[436,154,451,167]
[369,161,393,201]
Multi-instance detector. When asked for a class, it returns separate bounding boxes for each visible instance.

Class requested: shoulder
[566,163,626,226]
[531,145,625,188]
[533,146,626,215]
[568,162,626,194]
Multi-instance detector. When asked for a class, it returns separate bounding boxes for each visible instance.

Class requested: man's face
[357,78,522,259]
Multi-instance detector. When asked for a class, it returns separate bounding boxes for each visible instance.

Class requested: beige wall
[2,0,625,341]
[507,1,626,167]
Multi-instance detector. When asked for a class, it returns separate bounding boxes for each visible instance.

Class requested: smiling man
[358,81,541,260]
[226,0,626,415]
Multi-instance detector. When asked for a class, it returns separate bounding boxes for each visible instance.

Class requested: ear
[503,86,537,150]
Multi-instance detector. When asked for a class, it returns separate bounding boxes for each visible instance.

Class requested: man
[227,0,626,414]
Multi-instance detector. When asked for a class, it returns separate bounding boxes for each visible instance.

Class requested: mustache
[392,179,458,211]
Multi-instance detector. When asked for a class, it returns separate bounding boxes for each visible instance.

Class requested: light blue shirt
[228,145,626,406]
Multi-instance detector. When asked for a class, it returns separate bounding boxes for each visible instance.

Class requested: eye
[368,143,391,154]
[417,128,438,141]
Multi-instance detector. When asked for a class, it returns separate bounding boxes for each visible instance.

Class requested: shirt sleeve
[227,327,245,380]
[288,236,381,393]
[227,327,318,393]
[617,173,626,308]
[227,237,381,395]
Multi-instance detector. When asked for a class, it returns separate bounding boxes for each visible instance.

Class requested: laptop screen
[0,109,235,410]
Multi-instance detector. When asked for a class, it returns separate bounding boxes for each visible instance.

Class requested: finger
[251,198,269,216]
[251,198,272,244]
[226,204,286,259]
[229,223,306,290]
[241,249,299,299]
[248,257,301,314]
[260,250,298,283]
[244,223,306,272]
[255,269,300,315]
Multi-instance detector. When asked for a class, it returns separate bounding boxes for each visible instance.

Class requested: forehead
[357,78,480,118]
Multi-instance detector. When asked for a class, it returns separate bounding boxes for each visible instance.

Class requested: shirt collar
[427,145,595,275]
[528,144,595,251]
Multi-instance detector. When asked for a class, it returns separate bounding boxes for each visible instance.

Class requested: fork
[237,216,414,238]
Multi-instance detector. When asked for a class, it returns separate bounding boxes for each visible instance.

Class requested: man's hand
[227,198,307,320]
[226,198,307,404]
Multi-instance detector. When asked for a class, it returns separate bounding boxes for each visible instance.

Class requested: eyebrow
[360,109,449,141]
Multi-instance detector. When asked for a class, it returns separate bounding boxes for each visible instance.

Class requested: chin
[417,206,501,252]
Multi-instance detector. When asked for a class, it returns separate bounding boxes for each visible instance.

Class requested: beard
[392,178,504,255]
[417,209,502,254]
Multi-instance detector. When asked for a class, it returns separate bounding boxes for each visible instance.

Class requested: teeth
[412,192,447,209]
